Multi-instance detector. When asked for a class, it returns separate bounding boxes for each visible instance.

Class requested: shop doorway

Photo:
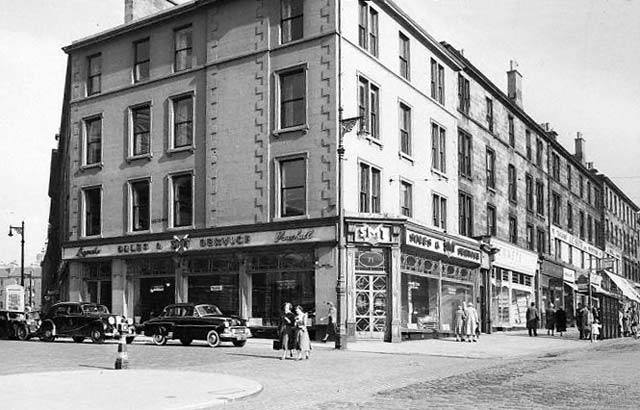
[139,277,175,321]
[355,273,387,339]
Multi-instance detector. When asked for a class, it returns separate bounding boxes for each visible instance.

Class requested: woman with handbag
[278,302,295,360]
[294,305,311,360]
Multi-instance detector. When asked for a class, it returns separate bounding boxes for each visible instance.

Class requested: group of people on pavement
[620,306,639,338]
[277,302,312,360]
[527,302,568,338]
[453,302,480,342]
[574,303,602,342]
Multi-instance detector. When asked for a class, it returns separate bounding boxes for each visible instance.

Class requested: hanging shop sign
[62,226,336,260]
[563,268,576,283]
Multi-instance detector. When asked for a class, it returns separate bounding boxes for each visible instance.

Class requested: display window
[401,273,437,329]
[188,255,240,315]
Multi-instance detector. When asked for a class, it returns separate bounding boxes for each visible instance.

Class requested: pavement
[0,326,615,410]
[0,369,262,410]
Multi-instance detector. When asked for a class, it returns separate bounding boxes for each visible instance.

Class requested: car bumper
[220,328,252,341]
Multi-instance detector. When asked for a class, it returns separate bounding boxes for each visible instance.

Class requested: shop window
[401,273,438,329]
[188,275,238,316]
[251,271,315,327]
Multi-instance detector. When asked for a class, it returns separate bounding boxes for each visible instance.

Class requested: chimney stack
[125,0,178,24]
[507,60,523,107]
[575,132,586,164]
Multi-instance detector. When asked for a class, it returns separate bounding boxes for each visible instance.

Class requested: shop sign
[358,251,385,269]
[150,285,165,293]
[276,280,297,290]
[117,242,164,254]
[550,226,603,259]
[209,285,224,292]
[405,230,446,254]
[274,229,315,243]
[453,245,481,263]
[491,239,538,276]
[563,268,576,283]
[76,247,101,258]
[199,235,252,248]
[353,224,393,245]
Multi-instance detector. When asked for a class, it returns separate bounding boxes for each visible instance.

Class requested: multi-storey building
[43,0,488,345]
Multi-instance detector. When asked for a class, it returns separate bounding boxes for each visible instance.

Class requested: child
[591,319,601,343]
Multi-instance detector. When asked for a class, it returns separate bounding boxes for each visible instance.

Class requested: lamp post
[336,111,361,350]
[8,221,25,287]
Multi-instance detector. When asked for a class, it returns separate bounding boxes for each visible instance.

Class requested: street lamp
[336,111,362,350]
[8,221,25,287]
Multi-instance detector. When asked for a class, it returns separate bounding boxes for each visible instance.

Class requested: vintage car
[37,302,136,344]
[142,303,251,347]
[0,310,39,340]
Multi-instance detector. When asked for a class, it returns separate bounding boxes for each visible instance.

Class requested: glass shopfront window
[401,274,438,329]
[188,255,239,315]
[511,288,531,326]
[249,251,315,327]
[491,267,534,328]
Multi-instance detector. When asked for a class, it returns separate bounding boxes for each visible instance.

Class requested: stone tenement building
[42,0,640,343]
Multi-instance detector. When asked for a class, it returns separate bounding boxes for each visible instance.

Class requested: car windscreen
[196,305,222,316]
[81,304,110,314]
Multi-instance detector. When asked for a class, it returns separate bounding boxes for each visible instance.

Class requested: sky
[0,0,638,264]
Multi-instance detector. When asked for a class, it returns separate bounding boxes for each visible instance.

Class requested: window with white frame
[430,59,445,104]
[400,181,412,217]
[170,94,194,149]
[278,68,306,130]
[281,0,303,43]
[399,33,410,80]
[279,157,306,217]
[170,173,193,228]
[129,179,150,232]
[130,104,151,157]
[431,122,446,173]
[399,103,411,156]
[174,26,193,72]
[358,76,379,138]
[358,1,378,57]
[87,53,102,95]
[83,116,102,166]
[359,162,381,213]
[82,187,102,237]
[133,38,150,83]
[432,193,447,230]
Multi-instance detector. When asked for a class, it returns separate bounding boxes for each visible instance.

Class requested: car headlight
[223,321,230,328]
[108,316,116,325]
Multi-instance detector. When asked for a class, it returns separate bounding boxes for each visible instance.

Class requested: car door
[52,304,71,335]
[67,304,83,335]
[171,306,189,340]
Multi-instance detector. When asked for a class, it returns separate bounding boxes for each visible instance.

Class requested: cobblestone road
[2,335,639,410]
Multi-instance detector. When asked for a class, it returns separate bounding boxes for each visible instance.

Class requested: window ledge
[360,133,383,149]
[398,152,414,164]
[273,124,309,137]
[167,225,194,231]
[430,169,448,180]
[167,146,195,155]
[80,163,104,171]
[80,234,103,240]
[126,230,152,236]
[126,153,153,163]
[273,215,310,222]
[487,187,496,194]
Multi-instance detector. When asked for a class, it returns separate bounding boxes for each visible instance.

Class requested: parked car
[142,303,251,347]
[0,310,38,340]
[37,302,136,344]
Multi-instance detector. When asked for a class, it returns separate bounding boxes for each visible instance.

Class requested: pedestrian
[631,308,639,339]
[464,302,479,342]
[545,303,556,336]
[294,305,311,360]
[591,319,601,343]
[622,309,630,337]
[278,302,295,360]
[454,305,466,342]
[582,305,593,341]
[555,306,567,337]
[576,303,584,339]
[526,302,539,337]
[320,301,337,343]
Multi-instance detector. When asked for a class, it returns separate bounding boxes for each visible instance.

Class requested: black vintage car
[142,303,251,347]
[0,310,39,340]
[37,302,136,344]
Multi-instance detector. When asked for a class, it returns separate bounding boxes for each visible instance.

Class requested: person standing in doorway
[526,302,539,337]
[545,303,556,336]
[320,302,337,343]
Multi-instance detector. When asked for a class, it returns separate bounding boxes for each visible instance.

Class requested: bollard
[114,332,129,370]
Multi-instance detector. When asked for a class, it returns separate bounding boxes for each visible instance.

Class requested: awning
[564,282,578,291]
[602,270,640,303]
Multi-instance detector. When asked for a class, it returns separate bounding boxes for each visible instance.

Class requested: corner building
[47,0,485,343]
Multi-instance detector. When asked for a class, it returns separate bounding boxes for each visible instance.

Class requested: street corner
[0,369,262,410]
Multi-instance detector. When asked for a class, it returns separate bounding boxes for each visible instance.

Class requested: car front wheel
[90,328,105,344]
[152,332,167,346]
[41,327,55,343]
[16,326,29,341]
[232,340,247,347]
[206,330,220,348]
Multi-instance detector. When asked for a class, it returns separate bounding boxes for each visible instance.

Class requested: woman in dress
[555,306,567,337]
[545,303,556,336]
[454,305,466,342]
[294,305,311,360]
[464,302,479,342]
[279,302,295,360]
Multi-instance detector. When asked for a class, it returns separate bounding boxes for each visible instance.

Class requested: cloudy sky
[1,0,638,263]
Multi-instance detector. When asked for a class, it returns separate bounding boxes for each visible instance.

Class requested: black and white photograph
[1,0,640,409]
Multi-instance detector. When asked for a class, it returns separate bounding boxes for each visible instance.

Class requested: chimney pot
[507,61,523,107]
[575,132,586,164]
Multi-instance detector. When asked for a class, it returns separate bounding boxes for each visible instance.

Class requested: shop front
[400,227,482,339]
[488,239,538,331]
[576,272,621,339]
[62,224,337,336]
[540,259,566,328]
